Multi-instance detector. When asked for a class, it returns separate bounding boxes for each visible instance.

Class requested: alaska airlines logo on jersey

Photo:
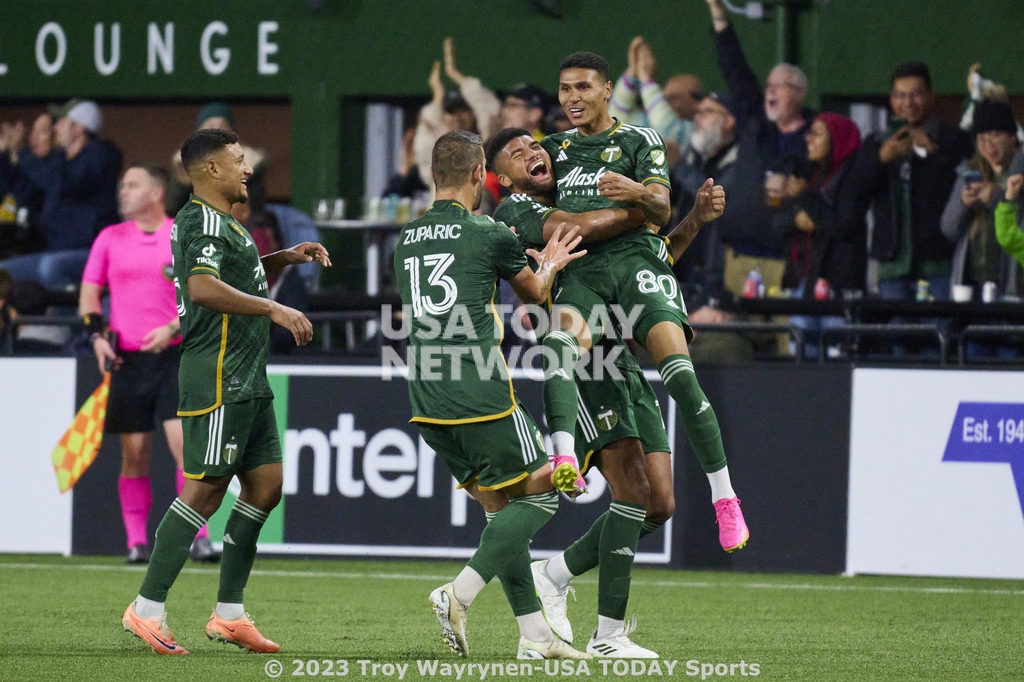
[651,149,666,166]
[601,146,621,163]
[254,261,266,279]
[202,243,217,257]
[556,165,608,188]
[402,223,462,245]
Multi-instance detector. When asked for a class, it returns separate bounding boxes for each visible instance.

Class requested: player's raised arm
[667,178,726,261]
[597,171,671,227]
[507,223,586,304]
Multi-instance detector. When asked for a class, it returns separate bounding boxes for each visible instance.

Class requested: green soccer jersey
[171,195,272,416]
[394,199,528,424]
[542,119,672,262]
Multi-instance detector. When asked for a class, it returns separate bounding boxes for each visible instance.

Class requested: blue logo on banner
[943,402,1024,517]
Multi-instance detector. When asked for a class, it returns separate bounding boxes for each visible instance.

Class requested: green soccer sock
[139,498,207,603]
[542,330,581,445]
[498,548,542,617]
[640,519,665,538]
[467,491,558,583]
[658,354,727,473]
[597,501,646,620]
[217,499,269,605]
[563,512,606,577]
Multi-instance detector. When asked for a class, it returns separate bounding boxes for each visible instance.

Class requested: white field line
[0,562,1022,597]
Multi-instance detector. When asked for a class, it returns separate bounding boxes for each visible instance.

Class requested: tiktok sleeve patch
[184,232,228,278]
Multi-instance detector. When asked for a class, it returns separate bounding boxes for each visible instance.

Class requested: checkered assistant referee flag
[51,373,111,493]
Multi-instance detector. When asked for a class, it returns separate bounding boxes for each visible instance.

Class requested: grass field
[0,554,1021,681]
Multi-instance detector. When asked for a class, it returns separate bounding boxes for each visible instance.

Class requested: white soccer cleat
[517,636,592,660]
[428,583,469,657]
[585,615,659,658]
[531,559,575,643]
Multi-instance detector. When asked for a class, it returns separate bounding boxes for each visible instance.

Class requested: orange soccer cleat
[206,611,280,653]
[122,602,189,655]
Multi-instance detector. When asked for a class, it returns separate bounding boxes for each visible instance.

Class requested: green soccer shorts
[574,366,671,475]
[181,398,282,480]
[557,240,692,346]
[417,403,548,491]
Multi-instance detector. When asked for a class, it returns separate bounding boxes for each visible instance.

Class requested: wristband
[83,312,105,337]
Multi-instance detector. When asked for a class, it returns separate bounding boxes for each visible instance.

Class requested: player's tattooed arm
[541,206,646,244]
[597,171,671,227]
[667,178,725,261]
[508,224,586,304]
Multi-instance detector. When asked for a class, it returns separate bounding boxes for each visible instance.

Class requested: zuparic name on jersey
[402,223,462,245]
[379,303,646,342]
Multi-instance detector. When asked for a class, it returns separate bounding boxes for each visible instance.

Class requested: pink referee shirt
[82,218,180,352]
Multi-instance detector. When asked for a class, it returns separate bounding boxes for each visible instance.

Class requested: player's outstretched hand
[597,171,646,203]
[692,178,726,224]
[525,222,586,272]
[550,455,588,499]
[282,242,332,267]
[269,302,314,346]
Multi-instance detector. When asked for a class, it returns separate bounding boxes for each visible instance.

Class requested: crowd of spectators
[3,1,1024,361]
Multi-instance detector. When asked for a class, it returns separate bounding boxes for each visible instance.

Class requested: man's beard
[691,123,724,157]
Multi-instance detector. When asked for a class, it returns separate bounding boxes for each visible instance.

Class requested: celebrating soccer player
[396,130,590,660]
[489,124,725,657]
[121,128,330,655]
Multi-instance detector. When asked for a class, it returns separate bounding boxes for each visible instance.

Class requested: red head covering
[815,112,861,184]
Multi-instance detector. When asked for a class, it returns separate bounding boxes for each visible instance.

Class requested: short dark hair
[891,61,932,90]
[431,130,484,190]
[126,162,170,195]
[180,128,239,174]
[559,51,610,82]
[485,127,532,173]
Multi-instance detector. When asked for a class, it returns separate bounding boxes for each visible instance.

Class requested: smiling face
[558,68,613,133]
[212,142,253,205]
[805,119,832,164]
[975,130,1016,171]
[890,76,932,126]
[495,135,554,195]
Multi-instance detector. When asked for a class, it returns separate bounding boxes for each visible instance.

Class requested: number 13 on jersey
[404,253,458,316]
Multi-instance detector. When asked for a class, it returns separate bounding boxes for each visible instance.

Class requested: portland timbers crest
[224,439,238,465]
[596,408,619,431]
[601,146,622,163]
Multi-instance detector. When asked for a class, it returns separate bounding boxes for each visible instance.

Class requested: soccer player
[488,127,724,657]
[397,130,588,660]
[121,128,330,655]
[519,52,748,555]
[79,163,218,565]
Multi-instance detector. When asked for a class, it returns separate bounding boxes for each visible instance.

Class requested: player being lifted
[489,127,725,657]
[396,130,589,661]
[521,52,746,556]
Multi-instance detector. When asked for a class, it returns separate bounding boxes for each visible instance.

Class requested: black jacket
[845,118,971,264]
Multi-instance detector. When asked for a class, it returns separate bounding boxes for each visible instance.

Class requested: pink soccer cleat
[714,497,749,552]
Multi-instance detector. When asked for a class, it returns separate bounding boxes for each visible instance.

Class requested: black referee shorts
[105,345,181,434]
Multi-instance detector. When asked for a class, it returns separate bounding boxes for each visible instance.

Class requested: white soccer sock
[596,615,624,639]
[451,566,486,606]
[544,553,575,590]
[517,611,553,642]
[707,465,736,503]
[215,602,245,620]
[134,595,165,619]
[551,431,576,459]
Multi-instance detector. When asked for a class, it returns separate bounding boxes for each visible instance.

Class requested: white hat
[65,100,102,134]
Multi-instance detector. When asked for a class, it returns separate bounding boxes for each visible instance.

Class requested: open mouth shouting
[528,157,550,180]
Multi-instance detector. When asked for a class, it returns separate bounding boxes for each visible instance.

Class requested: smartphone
[888,117,909,135]
[960,169,983,184]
